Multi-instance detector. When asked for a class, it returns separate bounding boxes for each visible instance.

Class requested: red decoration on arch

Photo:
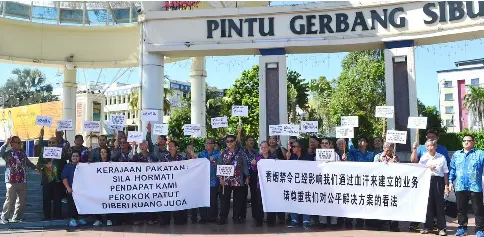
[163,1,201,10]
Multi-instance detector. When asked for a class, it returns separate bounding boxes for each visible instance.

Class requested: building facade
[437,59,484,133]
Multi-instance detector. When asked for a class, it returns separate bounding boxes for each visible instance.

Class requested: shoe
[78,218,87,225]
[69,219,78,227]
[10,218,23,223]
[455,227,467,236]
[93,220,102,226]
[287,220,298,228]
[147,220,156,225]
[420,229,430,234]
[61,198,68,204]
[439,229,447,236]
[476,230,484,237]
[409,223,420,231]
[303,222,310,230]
[0,219,8,225]
[106,220,113,226]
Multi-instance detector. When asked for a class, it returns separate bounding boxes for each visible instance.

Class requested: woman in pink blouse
[252,141,277,227]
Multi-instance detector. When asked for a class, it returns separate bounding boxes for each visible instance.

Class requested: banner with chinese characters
[72,159,210,214]
[257,160,431,222]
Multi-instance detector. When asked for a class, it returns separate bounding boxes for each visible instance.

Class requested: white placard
[341,116,359,127]
[375,106,395,118]
[316,149,336,162]
[109,115,126,130]
[386,130,408,144]
[269,125,282,136]
[407,117,428,129]
[153,124,169,136]
[335,127,354,138]
[72,159,210,214]
[183,124,201,137]
[281,124,299,136]
[141,110,159,122]
[301,121,318,133]
[57,120,73,131]
[211,116,228,129]
[43,147,62,159]
[127,131,143,143]
[232,106,248,117]
[216,165,235,177]
[36,116,53,127]
[83,121,101,133]
[257,159,431,222]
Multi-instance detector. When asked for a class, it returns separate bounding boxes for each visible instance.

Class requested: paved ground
[0,215,478,237]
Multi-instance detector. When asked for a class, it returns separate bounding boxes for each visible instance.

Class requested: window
[471,78,480,86]
[183,93,187,98]
[444,81,452,88]
[117,96,121,104]
[446,119,454,127]
[127,112,130,119]
[105,114,108,120]
[105,99,108,105]
[445,106,454,114]
[444,93,453,101]
[123,96,126,104]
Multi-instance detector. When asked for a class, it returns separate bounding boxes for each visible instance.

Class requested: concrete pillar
[63,68,77,143]
[258,49,287,146]
[140,52,164,136]
[384,40,418,160]
[190,57,207,138]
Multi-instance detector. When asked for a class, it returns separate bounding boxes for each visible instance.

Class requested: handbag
[444,200,457,218]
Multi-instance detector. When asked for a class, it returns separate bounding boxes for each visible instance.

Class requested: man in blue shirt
[449,135,484,237]
[415,129,450,165]
[195,138,220,223]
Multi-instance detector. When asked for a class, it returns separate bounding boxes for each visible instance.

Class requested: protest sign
[269,125,282,136]
[211,117,228,129]
[43,147,62,159]
[216,165,235,177]
[316,149,336,162]
[386,130,408,144]
[141,110,159,122]
[57,120,73,131]
[281,124,299,136]
[375,106,395,118]
[127,131,143,143]
[83,121,101,133]
[153,124,169,136]
[109,115,126,130]
[36,116,53,127]
[341,116,358,127]
[183,124,201,137]
[232,106,248,117]
[407,117,428,129]
[336,127,354,138]
[301,121,318,133]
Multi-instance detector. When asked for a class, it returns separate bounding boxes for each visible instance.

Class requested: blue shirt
[348,140,375,162]
[61,163,77,187]
[198,150,220,187]
[417,144,450,165]
[449,149,484,192]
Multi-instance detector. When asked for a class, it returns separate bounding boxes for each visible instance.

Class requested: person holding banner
[449,135,484,237]
[92,147,114,227]
[217,135,249,225]
[146,123,169,161]
[252,141,276,227]
[69,135,89,163]
[0,136,39,224]
[268,135,288,224]
[37,128,66,221]
[196,138,221,223]
[61,151,87,228]
[418,139,449,236]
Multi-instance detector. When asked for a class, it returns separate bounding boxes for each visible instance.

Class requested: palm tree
[463,85,484,131]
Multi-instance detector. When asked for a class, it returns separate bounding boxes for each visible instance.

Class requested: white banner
[153,124,169,136]
[83,121,101,133]
[232,106,248,117]
[141,110,159,122]
[386,130,408,144]
[408,117,428,129]
[43,147,62,159]
[375,106,395,118]
[335,127,354,138]
[341,116,358,127]
[211,116,228,128]
[72,159,210,214]
[183,124,201,137]
[300,121,318,133]
[57,120,73,131]
[257,160,431,222]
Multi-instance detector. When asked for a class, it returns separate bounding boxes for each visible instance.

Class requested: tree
[206,88,231,139]
[326,50,386,138]
[0,68,58,107]
[128,77,173,115]
[417,99,446,140]
[463,85,484,131]
[287,70,310,122]
[307,76,334,134]
[168,103,191,139]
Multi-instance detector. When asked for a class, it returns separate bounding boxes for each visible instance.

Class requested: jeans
[290,213,310,223]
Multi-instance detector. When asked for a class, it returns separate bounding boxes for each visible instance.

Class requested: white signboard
[153,124,169,136]
[341,116,358,127]
[43,147,62,159]
[141,110,159,122]
[408,117,428,129]
[83,121,101,133]
[386,130,408,144]
[109,115,126,130]
[57,120,73,131]
[375,106,395,118]
[281,124,299,136]
[257,159,431,222]
[127,131,143,143]
[316,149,336,162]
[211,116,228,129]
[301,121,318,133]
[232,106,248,117]
[335,127,354,138]
[216,165,235,177]
[72,159,210,214]
[269,125,282,136]
[183,124,201,137]
[36,116,53,127]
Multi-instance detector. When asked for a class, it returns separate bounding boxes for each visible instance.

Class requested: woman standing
[92,147,114,227]
[251,141,276,227]
[162,141,187,225]
[61,151,86,228]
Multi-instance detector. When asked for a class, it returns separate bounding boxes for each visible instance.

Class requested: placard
[386,130,408,144]
[316,149,336,162]
[408,117,428,129]
[335,127,354,138]
[301,121,318,133]
[43,147,62,159]
[341,116,358,127]
[83,121,101,133]
[281,124,299,136]
[36,116,53,127]
[232,106,248,117]
[211,116,228,128]
[127,131,143,143]
[183,124,201,137]
[141,110,159,122]
[269,125,282,136]
[216,165,235,177]
[153,124,169,136]
[375,106,395,118]
[57,120,73,131]
[109,115,126,130]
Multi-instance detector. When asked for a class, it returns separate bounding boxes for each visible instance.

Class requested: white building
[437,58,484,133]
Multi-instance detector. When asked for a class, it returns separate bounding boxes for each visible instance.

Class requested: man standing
[196,138,220,223]
[89,135,108,162]
[414,129,450,165]
[0,136,39,224]
[146,122,169,161]
[236,126,257,223]
[449,135,484,237]
[268,136,288,224]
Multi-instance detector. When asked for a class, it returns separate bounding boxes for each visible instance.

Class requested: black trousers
[66,193,78,219]
[239,185,248,220]
[42,182,63,219]
[173,210,187,225]
[456,190,484,231]
[425,176,446,230]
[252,187,264,223]
[220,186,244,221]
[196,187,219,221]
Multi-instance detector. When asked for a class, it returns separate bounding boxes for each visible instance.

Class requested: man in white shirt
[418,139,449,236]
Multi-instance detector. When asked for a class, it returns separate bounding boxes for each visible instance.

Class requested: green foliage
[168,105,190,139]
[463,85,484,130]
[287,70,310,122]
[417,99,446,139]
[174,137,206,153]
[308,76,334,134]
[437,132,484,151]
[0,68,58,107]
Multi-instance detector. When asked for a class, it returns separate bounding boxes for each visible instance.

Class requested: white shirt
[419,152,449,177]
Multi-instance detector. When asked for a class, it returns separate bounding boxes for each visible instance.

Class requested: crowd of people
[0,125,483,237]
